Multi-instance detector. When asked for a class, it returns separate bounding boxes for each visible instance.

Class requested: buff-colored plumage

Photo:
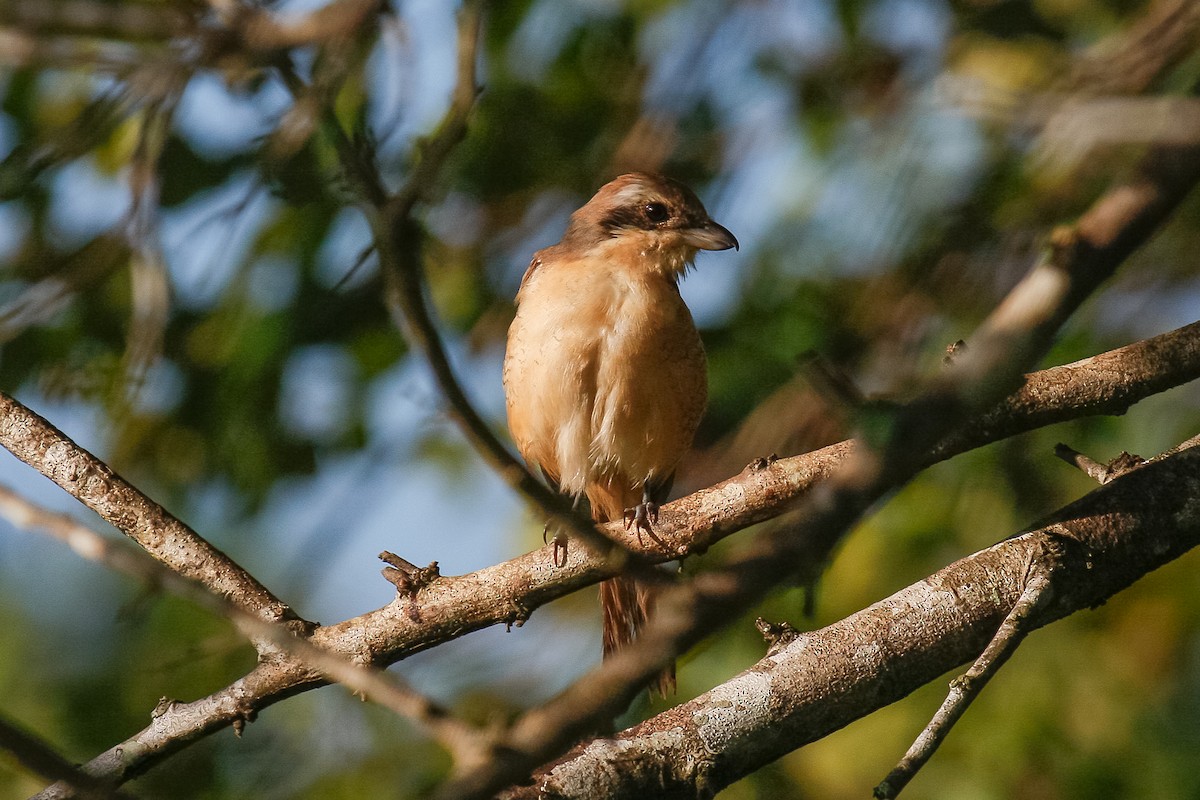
[503,173,737,694]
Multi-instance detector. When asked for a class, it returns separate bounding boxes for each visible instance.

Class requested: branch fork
[875,539,1064,799]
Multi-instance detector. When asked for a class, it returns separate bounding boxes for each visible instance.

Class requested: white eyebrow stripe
[610,183,647,205]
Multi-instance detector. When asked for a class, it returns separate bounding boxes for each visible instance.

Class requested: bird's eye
[644,202,669,223]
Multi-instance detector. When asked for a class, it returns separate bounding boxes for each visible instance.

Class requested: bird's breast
[503,260,707,498]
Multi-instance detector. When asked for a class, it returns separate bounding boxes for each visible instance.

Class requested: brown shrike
[502,173,737,694]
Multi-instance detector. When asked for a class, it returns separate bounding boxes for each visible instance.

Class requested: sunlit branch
[0,392,295,625]
[1063,0,1200,96]
[943,0,1200,161]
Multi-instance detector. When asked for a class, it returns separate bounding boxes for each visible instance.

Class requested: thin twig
[874,568,1056,799]
[1054,443,1147,484]
[1054,442,1112,481]
[878,435,1184,800]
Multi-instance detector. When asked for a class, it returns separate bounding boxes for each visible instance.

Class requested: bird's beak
[683,220,739,252]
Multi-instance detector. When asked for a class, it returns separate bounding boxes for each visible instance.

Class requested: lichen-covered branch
[508,440,1200,799]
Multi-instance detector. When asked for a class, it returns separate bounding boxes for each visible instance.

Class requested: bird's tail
[588,480,676,696]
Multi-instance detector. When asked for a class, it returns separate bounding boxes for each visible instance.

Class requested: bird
[502,172,737,694]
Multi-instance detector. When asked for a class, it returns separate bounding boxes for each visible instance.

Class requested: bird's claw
[551,532,569,567]
[541,523,569,567]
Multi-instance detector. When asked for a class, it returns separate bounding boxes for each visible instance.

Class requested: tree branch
[875,566,1056,798]
[933,318,1200,459]
[0,393,296,626]
[0,0,188,42]
[507,439,1200,798]
[0,485,494,777]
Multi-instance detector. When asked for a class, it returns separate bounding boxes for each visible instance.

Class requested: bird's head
[562,173,738,279]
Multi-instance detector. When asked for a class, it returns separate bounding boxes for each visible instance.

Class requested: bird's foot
[623,501,670,551]
[623,500,658,532]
